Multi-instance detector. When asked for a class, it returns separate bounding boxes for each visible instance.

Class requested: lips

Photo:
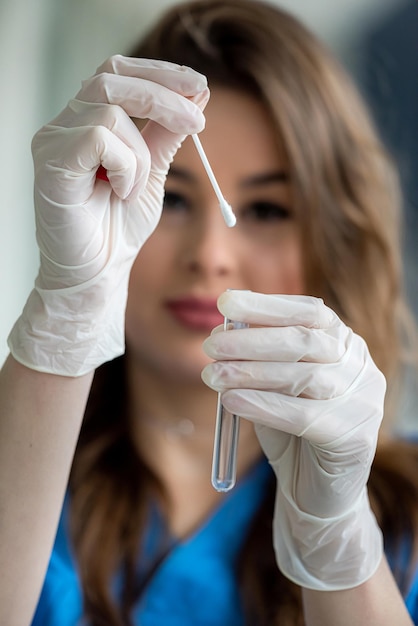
[166,297,223,331]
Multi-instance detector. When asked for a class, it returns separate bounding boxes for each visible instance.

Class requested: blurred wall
[0,0,411,376]
[355,0,418,318]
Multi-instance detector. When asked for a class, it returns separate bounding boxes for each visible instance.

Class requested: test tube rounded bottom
[211,317,248,492]
[211,396,240,492]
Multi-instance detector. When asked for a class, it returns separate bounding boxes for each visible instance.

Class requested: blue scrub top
[32,459,418,626]
[32,460,270,626]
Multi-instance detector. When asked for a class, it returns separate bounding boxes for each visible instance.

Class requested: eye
[162,190,190,212]
[242,201,291,222]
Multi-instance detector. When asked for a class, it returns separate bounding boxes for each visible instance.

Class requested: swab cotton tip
[220,200,237,227]
[191,133,237,228]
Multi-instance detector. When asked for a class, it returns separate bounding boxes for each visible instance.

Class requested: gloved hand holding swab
[191,134,237,227]
[97,133,237,228]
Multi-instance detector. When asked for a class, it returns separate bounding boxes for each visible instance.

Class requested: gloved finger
[55,98,146,154]
[52,98,155,197]
[140,86,210,173]
[75,72,207,135]
[202,323,350,364]
[209,323,225,335]
[201,344,362,400]
[220,380,384,446]
[222,388,337,440]
[32,122,150,203]
[217,291,337,328]
[221,389,364,445]
[95,55,208,97]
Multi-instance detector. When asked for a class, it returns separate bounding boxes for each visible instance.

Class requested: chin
[127,334,211,383]
[163,347,212,382]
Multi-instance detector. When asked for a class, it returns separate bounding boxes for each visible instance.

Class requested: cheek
[125,262,150,344]
[129,230,174,290]
[125,238,170,329]
[245,237,305,295]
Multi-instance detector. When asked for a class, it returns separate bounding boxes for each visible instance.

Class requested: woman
[1,1,418,625]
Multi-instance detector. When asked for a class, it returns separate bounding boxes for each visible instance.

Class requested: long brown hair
[70,1,418,624]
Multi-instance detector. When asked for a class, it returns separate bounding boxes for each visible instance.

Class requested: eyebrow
[240,171,289,188]
[167,166,195,183]
[168,166,289,187]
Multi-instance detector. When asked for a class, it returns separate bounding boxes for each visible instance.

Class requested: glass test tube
[211,317,249,492]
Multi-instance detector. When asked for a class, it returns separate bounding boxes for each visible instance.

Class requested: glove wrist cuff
[274,487,384,591]
[7,273,128,377]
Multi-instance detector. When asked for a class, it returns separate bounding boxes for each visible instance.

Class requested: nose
[180,203,238,278]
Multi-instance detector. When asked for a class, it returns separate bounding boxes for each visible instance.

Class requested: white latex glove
[8,56,209,376]
[202,290,385,590]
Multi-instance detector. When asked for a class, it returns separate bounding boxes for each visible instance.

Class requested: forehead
[173,87,287,177]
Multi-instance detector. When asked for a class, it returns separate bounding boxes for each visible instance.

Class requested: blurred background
[0,0,416,430]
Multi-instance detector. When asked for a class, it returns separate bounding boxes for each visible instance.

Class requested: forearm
[302,556,413,626]
[0,355,93,626]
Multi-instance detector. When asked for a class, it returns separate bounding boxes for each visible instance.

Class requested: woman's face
[125,88,304,381]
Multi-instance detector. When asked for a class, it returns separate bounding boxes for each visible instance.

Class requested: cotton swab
[191,134,237,228]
